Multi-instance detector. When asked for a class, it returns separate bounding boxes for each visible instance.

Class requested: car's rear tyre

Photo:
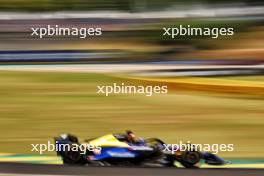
[63,147,88,165]
[67,134,79,143]
[62,135,86,165]
[181,151,201,168]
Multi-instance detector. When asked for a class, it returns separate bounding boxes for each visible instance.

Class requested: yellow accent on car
[88,134,129,148]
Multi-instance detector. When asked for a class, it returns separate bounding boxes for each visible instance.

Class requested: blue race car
[54,132,231,168]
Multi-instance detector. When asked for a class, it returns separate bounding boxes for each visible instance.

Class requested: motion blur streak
[0,6,264,20]
[0,0,263,164]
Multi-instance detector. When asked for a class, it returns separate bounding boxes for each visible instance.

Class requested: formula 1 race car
[54,132,231,168]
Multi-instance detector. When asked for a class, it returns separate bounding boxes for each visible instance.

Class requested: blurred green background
[0,71,263,158]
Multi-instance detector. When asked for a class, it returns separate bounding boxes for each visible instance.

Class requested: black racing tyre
[181,151,201,168]
[63,150,83,164]
[56,134,85,165]
[67,134,79,143]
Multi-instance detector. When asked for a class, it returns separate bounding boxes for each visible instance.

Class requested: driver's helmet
[126,130,136,143]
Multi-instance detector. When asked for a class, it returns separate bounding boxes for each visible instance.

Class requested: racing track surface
[0,162,264,176]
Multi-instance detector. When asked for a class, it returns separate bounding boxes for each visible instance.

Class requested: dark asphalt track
[0,162,264,176]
